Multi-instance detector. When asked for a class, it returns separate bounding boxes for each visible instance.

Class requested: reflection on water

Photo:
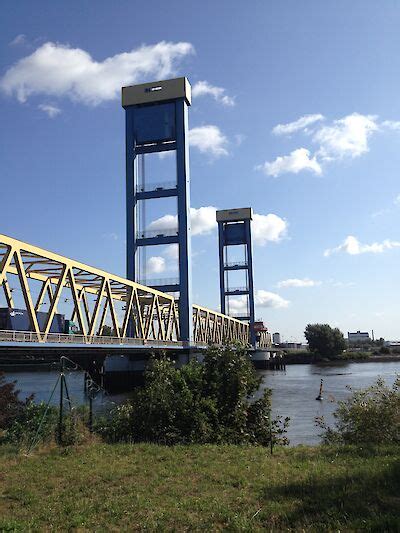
[4,361,400,446]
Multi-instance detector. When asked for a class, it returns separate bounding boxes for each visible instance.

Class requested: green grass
[0,443,399,531]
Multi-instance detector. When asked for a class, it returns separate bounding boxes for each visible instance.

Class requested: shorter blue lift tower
[122,78,193,345]
[216,208,256,347]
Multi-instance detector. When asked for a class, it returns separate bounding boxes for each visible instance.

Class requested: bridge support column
[216,208,256,347]
[122,78,193,345]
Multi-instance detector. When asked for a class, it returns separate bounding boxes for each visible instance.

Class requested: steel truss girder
[0,234,249,346]
[192,304,249,345]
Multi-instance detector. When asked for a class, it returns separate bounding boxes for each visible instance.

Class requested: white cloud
[9,34,27,47]
[324,235,400,257]
[164,243,179,260]
[149,208,286,245]
[382,120,400,130]
[371,193,400,218]
[277,278,321,288]
[0,41,194,105]
[148,214,177,234]
[252,213,287,245]
[255,290,289,308]
[257,148,322,178]
[263,113,387,177]
[230,290,289,313]
[272,114,324,135]
[38,103,61,118]
[189,125,229,157]
[148,206,217,237]
[314,113,378,160]
[190,206,217,235]
[146,256,166,275]
[227,297,246,314]
[192,80,235,106]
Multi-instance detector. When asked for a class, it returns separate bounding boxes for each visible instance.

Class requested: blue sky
[1,0,400,340]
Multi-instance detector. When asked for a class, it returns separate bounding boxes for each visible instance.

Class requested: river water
[3,361,399,445]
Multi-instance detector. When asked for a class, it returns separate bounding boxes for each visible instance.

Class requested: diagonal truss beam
[0,234,249,346]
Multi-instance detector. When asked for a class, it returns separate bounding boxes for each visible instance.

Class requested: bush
[2,400,91,447]
[338,351,369,361]
[0,372,29,432]
[97,345,289,446]
[2,401,58,446]
[0,371,91,448]
[317,376,400,445]
[380,346,391,355]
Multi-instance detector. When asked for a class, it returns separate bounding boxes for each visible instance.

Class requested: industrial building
[348,331,371,343]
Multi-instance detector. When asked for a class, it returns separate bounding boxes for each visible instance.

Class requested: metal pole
[218,222,226,315]
[58,357,64,444]
[89,395,93,433]
[175,99,193,345]
[269,415,273,455]
[245,220,256,347]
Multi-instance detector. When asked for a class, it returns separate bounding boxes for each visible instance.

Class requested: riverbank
[2,353,400,372]
[283,352,400,364]
[0,443,399,530]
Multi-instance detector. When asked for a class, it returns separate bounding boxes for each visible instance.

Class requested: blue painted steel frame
[124,98,193,344]
[217,219,256,346]
[244,219,256,346]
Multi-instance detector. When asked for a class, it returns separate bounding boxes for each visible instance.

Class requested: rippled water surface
[262,361,399,444]
[4,361,400,445]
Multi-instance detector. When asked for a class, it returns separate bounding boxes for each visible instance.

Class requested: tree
[304,323,346,358]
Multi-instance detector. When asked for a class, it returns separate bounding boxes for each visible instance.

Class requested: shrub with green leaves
[2,401,58,446]
[0,371,91,447]
[0,372,28,432]
[317,376,400,444]
[98,345,289,446]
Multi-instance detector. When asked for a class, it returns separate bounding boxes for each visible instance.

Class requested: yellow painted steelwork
[257,330,272,349]
[0,234,249,346]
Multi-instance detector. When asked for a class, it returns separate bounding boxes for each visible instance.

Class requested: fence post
[269,415,273,455]
[58,357,65,444]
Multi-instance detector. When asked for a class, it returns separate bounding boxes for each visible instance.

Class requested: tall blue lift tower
[122,78,193,344]
[216,208,256,347]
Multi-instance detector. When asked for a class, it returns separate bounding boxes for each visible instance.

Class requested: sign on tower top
[122,77,191,107]
[216,208,253,223]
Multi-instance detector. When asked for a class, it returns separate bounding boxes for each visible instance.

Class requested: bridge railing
[0,234,249,346]
[0,330,188,347]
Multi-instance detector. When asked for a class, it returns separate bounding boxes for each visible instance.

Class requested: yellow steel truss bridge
[0,234,259,349]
